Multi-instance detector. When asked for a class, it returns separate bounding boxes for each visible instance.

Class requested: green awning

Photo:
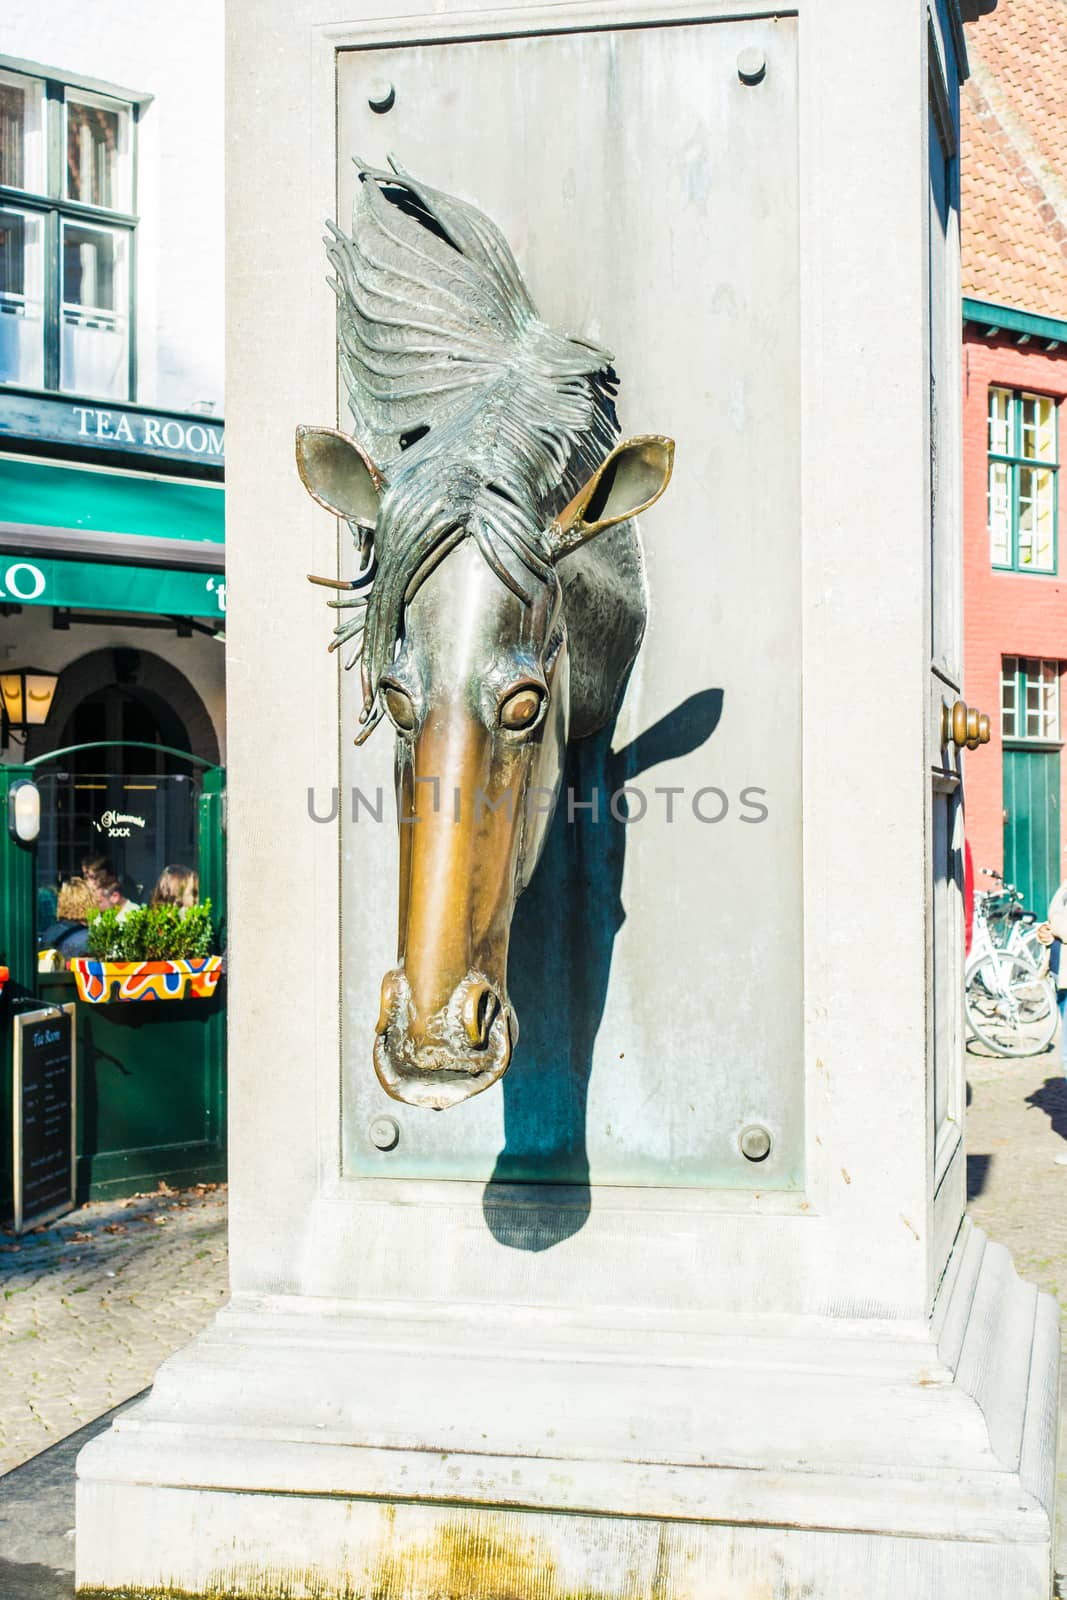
[0,454,225,617]
[0,554,225,618]
[0,456,223,544]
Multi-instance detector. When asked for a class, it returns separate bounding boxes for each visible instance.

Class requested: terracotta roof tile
[962,0,1067,317]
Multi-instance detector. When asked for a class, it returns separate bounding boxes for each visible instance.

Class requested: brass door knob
[942,699,992,751]
[942,699,968,747]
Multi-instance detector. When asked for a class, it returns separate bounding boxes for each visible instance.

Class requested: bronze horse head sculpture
[297,158,673,1110]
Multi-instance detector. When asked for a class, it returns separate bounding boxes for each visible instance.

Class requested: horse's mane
[322,157,620,735]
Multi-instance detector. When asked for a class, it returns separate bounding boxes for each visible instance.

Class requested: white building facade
[0,0,225,779]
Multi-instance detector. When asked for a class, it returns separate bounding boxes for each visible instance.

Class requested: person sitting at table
[82,855,142,922]
[38,875,97,960]
[149,865,199,910]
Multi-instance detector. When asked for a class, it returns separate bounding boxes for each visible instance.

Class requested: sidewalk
[965,1038,1067,1585]
[0,1182,227,1478]
[965,1040,1067,1329]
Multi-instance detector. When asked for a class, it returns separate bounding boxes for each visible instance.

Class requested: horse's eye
[382,684,416,732]
[499,686,544,730]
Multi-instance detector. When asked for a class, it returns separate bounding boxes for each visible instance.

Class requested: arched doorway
[60,680,192,776]
[30,647,221,770]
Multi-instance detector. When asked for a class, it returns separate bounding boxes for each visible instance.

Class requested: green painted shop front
[0,751,226,1215]
[0,392,227,1221]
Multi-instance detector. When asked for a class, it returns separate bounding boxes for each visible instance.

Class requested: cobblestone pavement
[0,1183,227,1477]
[965,1038,1067,1580]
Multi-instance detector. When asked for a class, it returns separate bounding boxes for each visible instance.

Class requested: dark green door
[1003,746,1060,915]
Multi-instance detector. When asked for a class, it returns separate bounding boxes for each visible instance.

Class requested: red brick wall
[963,330,1067,894]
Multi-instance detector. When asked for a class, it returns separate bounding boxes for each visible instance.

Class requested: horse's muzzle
[373,967,515,1110]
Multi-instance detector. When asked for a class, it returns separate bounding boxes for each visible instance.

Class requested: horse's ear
[295,425,384,527]
[549,435,674,557]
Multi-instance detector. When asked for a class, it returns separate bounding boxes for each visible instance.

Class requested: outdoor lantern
[0,666,59,736]
[8,779,41,844]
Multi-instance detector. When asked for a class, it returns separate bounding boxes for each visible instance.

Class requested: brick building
[962,0,1067,915]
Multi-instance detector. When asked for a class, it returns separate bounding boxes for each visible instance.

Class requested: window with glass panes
[0,63,135,401]
[988,388,1059,573]
[1001,657,1060,741]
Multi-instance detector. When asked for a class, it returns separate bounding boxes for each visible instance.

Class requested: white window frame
[1001,656,1060,742]
[0,57,142,400]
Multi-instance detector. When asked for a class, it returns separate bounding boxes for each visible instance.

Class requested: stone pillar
[76,1,1058,1596]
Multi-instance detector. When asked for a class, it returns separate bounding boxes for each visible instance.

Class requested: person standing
[1036,879,1067,1082]
[1034,885,1067,1165]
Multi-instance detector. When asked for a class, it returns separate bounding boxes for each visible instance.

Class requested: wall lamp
[8,779,41,844]
[0,666,59,745]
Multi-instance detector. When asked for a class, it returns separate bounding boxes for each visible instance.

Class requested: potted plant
[69,902,223,1003]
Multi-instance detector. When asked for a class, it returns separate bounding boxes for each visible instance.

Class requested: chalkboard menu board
[13,1004,76,1234]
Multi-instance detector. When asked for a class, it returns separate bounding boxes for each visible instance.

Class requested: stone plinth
[77,1224,1056,1596]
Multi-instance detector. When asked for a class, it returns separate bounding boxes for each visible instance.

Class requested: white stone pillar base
[75,1224,1058,1599]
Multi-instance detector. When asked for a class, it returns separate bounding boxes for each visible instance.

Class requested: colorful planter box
[69,957,223,1004]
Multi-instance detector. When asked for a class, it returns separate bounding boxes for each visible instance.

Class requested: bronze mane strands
[296,156,673,1108]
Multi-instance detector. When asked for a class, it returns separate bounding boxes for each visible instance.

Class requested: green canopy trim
[0,455,223,544]
[0,553,225,618]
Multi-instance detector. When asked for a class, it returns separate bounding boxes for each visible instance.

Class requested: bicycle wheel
[965,950,1058,1057]
[1017,925,1051,977]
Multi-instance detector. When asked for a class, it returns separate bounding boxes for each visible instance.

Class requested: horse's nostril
[462,982,500,1049]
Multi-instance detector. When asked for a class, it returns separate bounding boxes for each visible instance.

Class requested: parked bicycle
[965,870,1057,1056]
[978,866,1050,975]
